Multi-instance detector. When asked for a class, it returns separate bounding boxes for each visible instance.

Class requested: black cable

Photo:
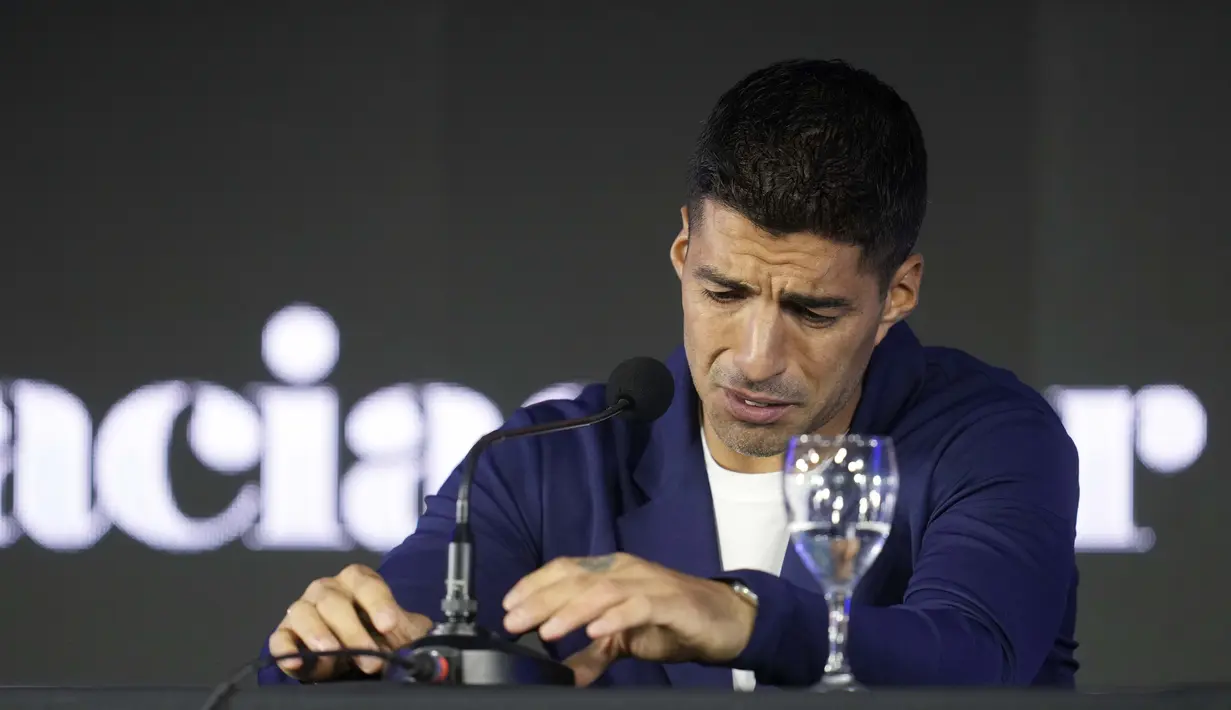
[198,648,435,710]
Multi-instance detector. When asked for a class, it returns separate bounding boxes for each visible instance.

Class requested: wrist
[712,578,758,662]
[707,570,814,684]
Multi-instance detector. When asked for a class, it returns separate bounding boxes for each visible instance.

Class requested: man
[260,58,1079,689]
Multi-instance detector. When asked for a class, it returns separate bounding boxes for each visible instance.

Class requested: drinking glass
[782,434,899,691]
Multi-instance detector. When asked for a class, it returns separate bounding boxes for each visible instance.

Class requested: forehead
[691,202,868,289]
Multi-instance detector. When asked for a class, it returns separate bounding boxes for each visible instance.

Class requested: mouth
[725,388,795,406]
[720,388,798,425]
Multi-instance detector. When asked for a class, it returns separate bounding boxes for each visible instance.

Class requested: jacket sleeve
[722,410,1080,687]
[255,407,548,685]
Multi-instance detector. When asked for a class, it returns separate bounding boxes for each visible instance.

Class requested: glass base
[812,672,864,692]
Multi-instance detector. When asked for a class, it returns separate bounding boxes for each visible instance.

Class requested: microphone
[388,356,674,687]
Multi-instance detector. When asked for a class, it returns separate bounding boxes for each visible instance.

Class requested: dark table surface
[2,685,1230,710]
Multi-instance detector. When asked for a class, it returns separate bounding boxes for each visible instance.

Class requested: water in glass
[782,434,899,690]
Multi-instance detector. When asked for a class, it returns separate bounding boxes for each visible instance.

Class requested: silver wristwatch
[724,580,760,609]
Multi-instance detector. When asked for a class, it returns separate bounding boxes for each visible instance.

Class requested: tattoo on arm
[577,554,616,572]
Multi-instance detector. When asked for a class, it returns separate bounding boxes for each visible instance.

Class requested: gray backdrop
[0,0,1226,689]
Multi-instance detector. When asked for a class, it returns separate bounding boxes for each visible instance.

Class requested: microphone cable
[198,648,446,710]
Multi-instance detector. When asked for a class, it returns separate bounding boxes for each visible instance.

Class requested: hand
[501,553,756,686]
[269,564,433,680]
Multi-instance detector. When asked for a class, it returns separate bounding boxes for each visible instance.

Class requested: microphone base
[387,623,575,687]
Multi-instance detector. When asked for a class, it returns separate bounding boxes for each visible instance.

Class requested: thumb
[564,636,621,688]
[390,611,434,648]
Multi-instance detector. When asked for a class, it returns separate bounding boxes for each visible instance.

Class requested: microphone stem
[443,399,629,624]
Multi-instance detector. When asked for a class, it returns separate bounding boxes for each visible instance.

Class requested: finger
[301,579,382,673]
[504,573,598,636]
[399,611,435,646]
[353,605,434,651]
[284,599,341,653]
[268,628,304,674]
[503,553,637,613]
[336,565,404,637]
[502,556,584,611]
[564,636,621,688]
[280,601,342,679]
[315,590,387,674]
[538,578,645,642]
[585,594,657,639]
[291,636,326,681]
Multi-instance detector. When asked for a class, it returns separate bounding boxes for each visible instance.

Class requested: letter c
[95,382,260,552]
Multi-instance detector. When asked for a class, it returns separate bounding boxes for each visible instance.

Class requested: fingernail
[539,619,562,640]
[586,620,611,637]
[502,593,518,610]
[373,609,397,633]
[312,637,337,651]
[503,610,526,632]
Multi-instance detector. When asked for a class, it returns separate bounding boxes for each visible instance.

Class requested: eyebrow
[692,264,854,311]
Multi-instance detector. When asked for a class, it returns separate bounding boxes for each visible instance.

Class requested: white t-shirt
[700,429,790,692]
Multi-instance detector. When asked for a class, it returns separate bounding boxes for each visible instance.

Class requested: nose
[730,300,788,384]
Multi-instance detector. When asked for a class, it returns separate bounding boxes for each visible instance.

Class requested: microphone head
[605,356,675,423]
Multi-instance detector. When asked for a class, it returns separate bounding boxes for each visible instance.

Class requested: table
[2,686,1230,710]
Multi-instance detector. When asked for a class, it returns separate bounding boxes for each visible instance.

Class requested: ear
[669,204,690,280]
[875,254,924,345]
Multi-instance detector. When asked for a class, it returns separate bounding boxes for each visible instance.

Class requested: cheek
[797,324,872,389]
[679,294,699,337]
[681,293,724,343]
[679,297,709,363]
[799,349,845,391]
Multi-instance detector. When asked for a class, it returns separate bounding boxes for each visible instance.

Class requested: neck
[702,394,859,474]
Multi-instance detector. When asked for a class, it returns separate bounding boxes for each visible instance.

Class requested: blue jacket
[258,322,1079,687]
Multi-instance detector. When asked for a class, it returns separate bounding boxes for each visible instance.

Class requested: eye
[703,289,741,304]
[788,304,838,326]
[799,312,838,326]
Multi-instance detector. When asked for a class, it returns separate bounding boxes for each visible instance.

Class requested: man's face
[671,200,921,468]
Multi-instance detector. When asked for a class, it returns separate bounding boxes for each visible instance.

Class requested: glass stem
[823,590,851,677]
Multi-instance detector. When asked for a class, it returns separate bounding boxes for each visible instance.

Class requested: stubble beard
[709,378,861,459]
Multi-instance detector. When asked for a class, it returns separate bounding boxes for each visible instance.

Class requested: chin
[713,418,795,458]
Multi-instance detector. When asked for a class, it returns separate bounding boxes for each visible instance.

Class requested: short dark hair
[686,59,928,285]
